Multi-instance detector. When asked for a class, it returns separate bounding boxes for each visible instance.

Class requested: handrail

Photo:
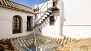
[39,1,46,12]
[34,0,59,32]
[40,2,53,12]
[35,11,48,24]
[40,1,60,11]
[37,1,59,14]
[35,2,53,25]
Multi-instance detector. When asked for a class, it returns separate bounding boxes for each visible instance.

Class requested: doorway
[27,16,33,31]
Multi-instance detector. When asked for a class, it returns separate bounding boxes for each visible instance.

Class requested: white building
[0,0,91,40]
[0,0,36,39]
[36,0,91,39]
[1,0,91,51]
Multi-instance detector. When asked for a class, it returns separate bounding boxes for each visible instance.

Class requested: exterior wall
[62,0,91,39]
[37,0,62,38]
[38,0,91,39]
[0,7,35,39]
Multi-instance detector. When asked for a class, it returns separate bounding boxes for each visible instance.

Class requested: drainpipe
[59,0,64,37]
[53,0,63,38]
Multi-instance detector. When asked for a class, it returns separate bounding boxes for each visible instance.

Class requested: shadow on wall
[53,0,66,34]
[61,1,66,25]
[53,0,66,24]
[61,0,66,34]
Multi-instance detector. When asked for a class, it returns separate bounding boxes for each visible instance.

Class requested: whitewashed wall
[37,0,62,38]
[62,0,91,39]
[38,0,91,39]
[0,7,35,39]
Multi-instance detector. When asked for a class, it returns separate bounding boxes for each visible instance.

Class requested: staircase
[34,10,52,32]
[33,0,59,32]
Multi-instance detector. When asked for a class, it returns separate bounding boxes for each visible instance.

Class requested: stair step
[47,10,52,12]
[44,15,47,17]
[45,17,47,19]
[48,12,52,15]
[38,23,42,25]
[47,15,49,17]
[41,21,43,23]
[50,14,54,16]
[42,19,46,21]
[48,7,59,11]
[46,12,49,15]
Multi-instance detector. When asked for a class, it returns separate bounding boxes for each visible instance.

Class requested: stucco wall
[62,0,91,39]
[0,7,35,39]
[37,0,62,38]
[38,0,91,39]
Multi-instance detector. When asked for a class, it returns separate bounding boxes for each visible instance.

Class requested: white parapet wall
[62,0,91,39]
[38,0,91,39]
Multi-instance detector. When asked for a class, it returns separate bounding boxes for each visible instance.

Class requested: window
[13,15,22,34]
[49,16,55,26]
[27,16,33,31]
[53,0,57,7]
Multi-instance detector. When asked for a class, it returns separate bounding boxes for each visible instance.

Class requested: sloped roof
[45,36,76,45]
[0,0,35,14]
[11,33,76,51]
[36,34,61,51]
[59,38,91,51]
[36,34,76,50]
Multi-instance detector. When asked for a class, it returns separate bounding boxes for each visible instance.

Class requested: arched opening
[13,15,22,34]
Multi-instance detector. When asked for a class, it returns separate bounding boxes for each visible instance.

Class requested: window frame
[13,15,22,34]
[27,16,33,31]
[49,16,55,26]
[53,0,57,7]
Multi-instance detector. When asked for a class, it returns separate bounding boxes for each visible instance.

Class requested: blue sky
[12,0,45,8]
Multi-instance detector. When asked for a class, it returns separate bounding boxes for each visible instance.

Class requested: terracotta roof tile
[45,36,76,45]
[58,38,91,51]
[11,33,76,51]
[0,0,35,14]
